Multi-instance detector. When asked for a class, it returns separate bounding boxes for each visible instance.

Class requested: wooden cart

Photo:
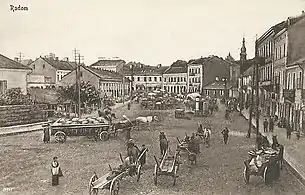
[89,148,147,195]
[50,122,114,143]
[243,146,283,184]
[176,137,197,164]
[153,148,181,186]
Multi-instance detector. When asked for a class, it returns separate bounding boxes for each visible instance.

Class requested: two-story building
[0,54,31,95]
[123,62,168,92]
[28,54,75,88]
[163,60,188,94]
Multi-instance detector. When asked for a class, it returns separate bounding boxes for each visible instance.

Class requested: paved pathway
[241,108,305,185]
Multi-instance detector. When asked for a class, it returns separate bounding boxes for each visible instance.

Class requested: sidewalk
[241,108,305,185]
[0,101,129,137]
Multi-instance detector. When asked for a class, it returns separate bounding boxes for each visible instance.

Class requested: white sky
[0,0,304,66]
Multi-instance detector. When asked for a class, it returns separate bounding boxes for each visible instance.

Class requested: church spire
[240,37,247,61]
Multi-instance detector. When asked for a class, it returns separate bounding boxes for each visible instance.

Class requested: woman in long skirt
[43,124,50,143]
[51,157,62,186]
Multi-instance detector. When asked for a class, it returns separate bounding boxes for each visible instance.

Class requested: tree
[57,81,100,107]
[0,88,32,106]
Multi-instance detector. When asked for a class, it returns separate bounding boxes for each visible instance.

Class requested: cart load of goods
[53,117,109,125]
[247,148,279,173]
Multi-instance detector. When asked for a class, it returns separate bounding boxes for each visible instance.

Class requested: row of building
[238,11,305,132]
[0,52,240,99]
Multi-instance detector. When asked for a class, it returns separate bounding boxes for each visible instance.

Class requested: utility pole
[17,52,24,63]
[130,64,134,100]
[248,63,255,138]
[255,39,260,141]
[73,49,83,118]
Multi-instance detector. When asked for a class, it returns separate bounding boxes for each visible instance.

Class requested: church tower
[240,37,247,61]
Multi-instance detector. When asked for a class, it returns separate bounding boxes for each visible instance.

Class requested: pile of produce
[53,117,109,125]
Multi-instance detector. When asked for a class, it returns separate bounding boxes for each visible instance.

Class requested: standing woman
[43,124,50,143]
[51,157,63,186]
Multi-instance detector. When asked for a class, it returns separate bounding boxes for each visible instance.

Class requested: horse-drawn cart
[50,120,114,143]
[89,149,147,195]
[176,137,197,164]
[153,148,181,186]
[243,146,283,184]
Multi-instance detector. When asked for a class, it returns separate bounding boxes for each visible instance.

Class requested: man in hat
[263,119,268,133]
[43,123,50,143]
[221,127,229,144]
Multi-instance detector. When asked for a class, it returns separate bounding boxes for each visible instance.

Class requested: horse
[203,128,211,147]
[127,145,140,160]
[135,116,159,130]
[112,119,136,132]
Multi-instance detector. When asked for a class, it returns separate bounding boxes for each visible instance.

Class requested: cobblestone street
[0,103,304,195]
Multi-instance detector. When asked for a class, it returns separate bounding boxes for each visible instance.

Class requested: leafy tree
[57,81,100,107]
[0,88,32,105]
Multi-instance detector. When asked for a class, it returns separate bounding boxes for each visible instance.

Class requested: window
[137,77,140,81]
[33,64,35,69]
[0,80,7,94]
[283,44,286,57]
[149,77,152,82]
[144,77,147,82]
[177,77,180,82]
[198,68,200,74]
[164,78,166,82]
[159,77,162,82]
[154,77,157,81]
[287,73,290,89]
[42,64,45,69]
[57,75,60,81]
[293,73,296,89]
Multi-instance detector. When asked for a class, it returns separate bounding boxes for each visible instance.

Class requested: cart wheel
[110,179,119,195]
[274,161,281,180]
[89,173,99,195]
[154,164,158,185]
[243,166,250,184]
[99,131,109,141]
[54,131,67,143]
[263,165,272,184]
[173,165,178,186]
[136,164,142,182]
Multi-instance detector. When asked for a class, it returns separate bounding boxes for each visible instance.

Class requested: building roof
[42,57,75,71]
[242,65,254,77]
[123,62,169,76]
[21,59,33,66]
[90,59,126,67]
[83,66,130,82]
[202,81,226,90]
[0,54,31,70]
[236,58,255,74]
[163,60,187,74]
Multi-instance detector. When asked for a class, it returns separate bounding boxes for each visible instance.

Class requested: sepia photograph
[1,0,305,194]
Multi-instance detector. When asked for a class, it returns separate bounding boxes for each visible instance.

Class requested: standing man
[128,101,131,110]
[139,144,148,165]
[286,125,292,139]
[159,132,168,156]
[221,127,229,144]
[269,117,274,132]
[263,119,268,133]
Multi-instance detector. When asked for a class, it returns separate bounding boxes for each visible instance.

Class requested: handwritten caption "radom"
[10,5,28,12]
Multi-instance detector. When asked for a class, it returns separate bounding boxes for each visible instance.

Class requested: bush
[0,88,32,106]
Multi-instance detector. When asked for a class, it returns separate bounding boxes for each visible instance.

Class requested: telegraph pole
[17,52,24,63]
[255,39,260,140]
[73,49,83,118]
[248,63,255,138]
[130,64,134,100]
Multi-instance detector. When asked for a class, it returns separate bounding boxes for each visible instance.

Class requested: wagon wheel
[173,165,178,186]
[243,166,250,184]
[54,131,67,143]
[136,164,142,182]
[263,165,273,184]
[99,131,110,141]
[153,164,158,185]
[274,161,281,180]
[89,173,99,195]
[110,179,120,195]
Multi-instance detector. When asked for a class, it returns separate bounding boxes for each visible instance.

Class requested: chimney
[55,57,59,61]
[14,57,19,62]
[63,57,69,61]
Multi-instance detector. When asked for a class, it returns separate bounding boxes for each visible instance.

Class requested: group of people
[263,117,275,133]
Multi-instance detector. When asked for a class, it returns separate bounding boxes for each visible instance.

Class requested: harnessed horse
[135,116,158,130]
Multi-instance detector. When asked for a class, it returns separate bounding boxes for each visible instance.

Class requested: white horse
[203,128,211,147]
[135,116,158,130]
